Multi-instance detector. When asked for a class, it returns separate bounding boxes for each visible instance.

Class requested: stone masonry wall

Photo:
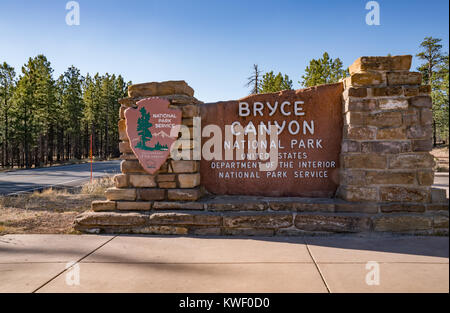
[338,55,436,203]
[92,81,203,212]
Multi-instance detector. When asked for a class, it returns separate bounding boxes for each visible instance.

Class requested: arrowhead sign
[124,97,182,174]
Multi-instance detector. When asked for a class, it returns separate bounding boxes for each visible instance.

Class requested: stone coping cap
[128,80,194,98]
[349,55,412,75]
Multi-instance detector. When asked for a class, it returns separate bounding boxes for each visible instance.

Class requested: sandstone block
[159,182,177,189]
[434,216,449,228]
[341,140,361,153]
[118,97,136,107]
[344,154,387,169]
[153,201,205,210]
[403,109,419,126]
[366,112,402,127]
[376,127,406,140]
[417,171,435,186]
[148,213,221,226]
[119,106,126,119]
[119,141,132,154]
[170,160,199,173]
[346,87,368,97]
[117,201,151,211]
[406,125,432,139]
[128,80,194,98]
[113,174,129,188]
[349,55,412,75]
[118,119,127,141]
[267,199,334,212]
[92,200,116,211]
[75,212,146,226]
[380,203,425,213]
[167,188,202,201]
[139,188,166,201]
[339,186,378,202]
[370,86,403,97]
[388,153,435,169]
[344,98,377,112]
[427,203,449,211]
[387,72,422,86]
[373,215,432,232]
[431,188,448,203]
[345,111,365,125]
[177,173,201,188]
[180,104,200,118]
[138,226,189,235]
[347,72,384,87]
[345,126,376,140]
[191,227,222,236]
[419,85,431,94]
[294,214,372,232]
[182,118,194,127]
[412,139,433,152]
[361,141,411,154]
[120,153,137,160]
[379,186,430,202]
[223,214,292,229]
[129,174,157,188]
[223,228,275,236]
[378,98,408,110]
[156,174,176,182]
[366,171,415,185]
[334,202,379,214]
[410,96,432,108]
[105,188,137,201]
[402,86,419,97]
[121,160,146,174]
[224,228,274,237]
[208,201,267,211]
[340,169,366,186]
[420,108,433,125]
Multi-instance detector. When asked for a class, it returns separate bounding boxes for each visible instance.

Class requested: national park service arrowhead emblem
[124,97,182,174]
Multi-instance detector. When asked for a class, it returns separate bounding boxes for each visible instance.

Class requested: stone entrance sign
[200,83,343,197]
[125,98,182,174]
[75,55,449,237]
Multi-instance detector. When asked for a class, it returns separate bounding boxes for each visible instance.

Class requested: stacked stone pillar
[93,81,203,212]
[338,55,437,203]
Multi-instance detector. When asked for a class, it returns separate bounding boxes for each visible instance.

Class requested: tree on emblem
[135,107,153,150]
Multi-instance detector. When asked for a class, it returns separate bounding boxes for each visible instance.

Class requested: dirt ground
[0,176,113,235]
[431,145,449,172]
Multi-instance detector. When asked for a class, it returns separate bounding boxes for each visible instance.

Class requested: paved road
[434,172,449,197]
[0,234,447,293]
[0,160,121,195]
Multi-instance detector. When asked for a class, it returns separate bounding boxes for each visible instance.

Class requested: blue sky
[0,0,448,102]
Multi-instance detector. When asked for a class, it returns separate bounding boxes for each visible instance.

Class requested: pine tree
[0,62,16,167]
[61,66,84,159]
[431,56,449,143]
[259,71,293,93]
[300,52,348,87]
[416,37,445,85]
[416,37,447,146]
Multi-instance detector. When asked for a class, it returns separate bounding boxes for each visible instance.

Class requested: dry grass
[0,176,114,235]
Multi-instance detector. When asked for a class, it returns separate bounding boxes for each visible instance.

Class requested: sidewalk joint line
[305,239,331,293]
[31,235,118,293]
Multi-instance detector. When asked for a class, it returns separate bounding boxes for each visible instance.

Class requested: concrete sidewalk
[0,234,448,293]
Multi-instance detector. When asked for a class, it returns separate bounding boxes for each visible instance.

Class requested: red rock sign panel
[125,98,181,174]
[200,83,343,197]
